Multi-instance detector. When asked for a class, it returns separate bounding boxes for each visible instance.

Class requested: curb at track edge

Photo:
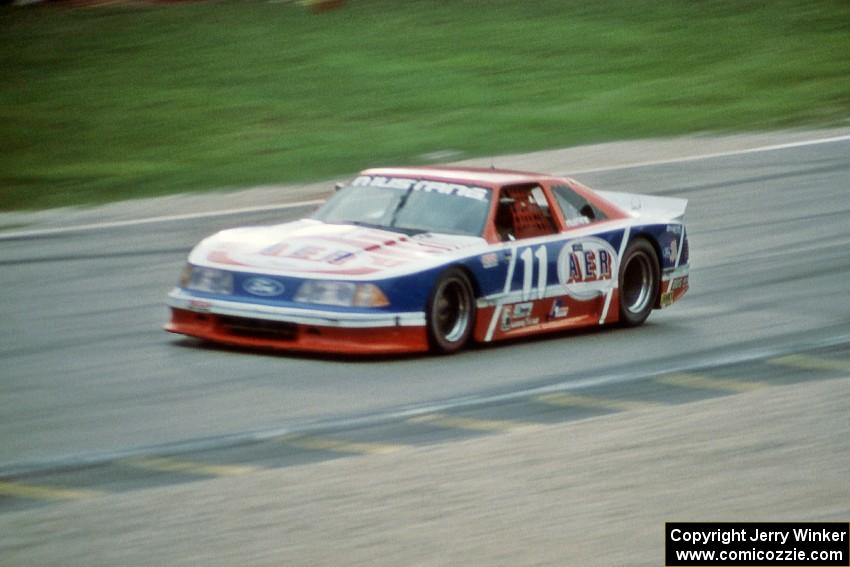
[2,331,849,481]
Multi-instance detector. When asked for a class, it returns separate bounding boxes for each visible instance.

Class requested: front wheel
[426,268,475,354]
[618,239,660,327]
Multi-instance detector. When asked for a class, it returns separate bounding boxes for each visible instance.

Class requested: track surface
[1,137,849,471]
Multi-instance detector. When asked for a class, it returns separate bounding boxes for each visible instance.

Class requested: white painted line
[2,132,848,240]
[563,133,850,176]
[0,199,326,241]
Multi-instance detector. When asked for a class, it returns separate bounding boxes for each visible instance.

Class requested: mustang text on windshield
[351,176,489,201]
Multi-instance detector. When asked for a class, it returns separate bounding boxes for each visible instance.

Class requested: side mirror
[334,182,345,192]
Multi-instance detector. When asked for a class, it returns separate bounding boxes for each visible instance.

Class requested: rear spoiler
[595,190,687,222]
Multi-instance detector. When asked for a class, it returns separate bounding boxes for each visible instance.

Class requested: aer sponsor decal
[556,237,617,300]
[500,302,539,331]
[259,242,366,266]
[660,274,689,307]
[188,299,212,312]
[663,239,678,263]
[352,176,489,201]
[208,229,416,274]
[549,298,569,320]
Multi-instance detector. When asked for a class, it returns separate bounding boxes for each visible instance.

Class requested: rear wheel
[618,239,660,327]
[426,269,475,354]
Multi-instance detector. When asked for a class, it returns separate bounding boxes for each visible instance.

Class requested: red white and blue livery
[166,167,690,354]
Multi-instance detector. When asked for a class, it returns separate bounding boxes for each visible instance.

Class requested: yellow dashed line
[0,480,101,501]
[407,413,543,433]
[118,456,258,477]
[280,436,406,455]
[768,354,850,373]
[654,372,766,393]
[535,392,654,411]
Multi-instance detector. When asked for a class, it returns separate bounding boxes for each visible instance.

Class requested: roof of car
[360,166,559,187]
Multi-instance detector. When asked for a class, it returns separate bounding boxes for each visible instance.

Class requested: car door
[476,183,578,340]
[475,182,626,342]
[547,182,629,327]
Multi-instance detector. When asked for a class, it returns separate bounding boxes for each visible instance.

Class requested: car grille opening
[217,315,298,341]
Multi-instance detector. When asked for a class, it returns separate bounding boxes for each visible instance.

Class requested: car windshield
[313,176,492,237]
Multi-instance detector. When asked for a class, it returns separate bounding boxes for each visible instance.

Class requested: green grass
[1,0,849,210]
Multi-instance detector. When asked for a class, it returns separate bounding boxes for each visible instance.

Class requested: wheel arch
[629,231,664,309]
[451,262,482,300]
[425,264,478,354]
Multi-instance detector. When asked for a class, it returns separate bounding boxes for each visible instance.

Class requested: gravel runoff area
[1,377,848,566]
[2,126,849,232]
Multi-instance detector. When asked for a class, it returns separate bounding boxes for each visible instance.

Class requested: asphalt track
[1,136,849,475]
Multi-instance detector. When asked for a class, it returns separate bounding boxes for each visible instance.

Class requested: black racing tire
[426,268,476,354]
[618,238,660,327]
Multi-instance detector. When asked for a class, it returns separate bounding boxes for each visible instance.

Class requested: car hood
[189,219,488,280]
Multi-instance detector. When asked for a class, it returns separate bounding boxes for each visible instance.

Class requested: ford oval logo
[243,277,285,297]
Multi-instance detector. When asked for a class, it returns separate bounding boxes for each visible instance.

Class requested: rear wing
[595,190,687,222]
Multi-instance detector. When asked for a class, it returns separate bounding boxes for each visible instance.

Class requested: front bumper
[165,289,429,354]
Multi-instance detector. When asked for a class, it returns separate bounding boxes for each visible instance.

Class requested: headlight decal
[294,281,389,307]
[353,283,390,307]
[181,265,234,295]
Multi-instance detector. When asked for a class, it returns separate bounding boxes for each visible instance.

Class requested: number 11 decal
[519,245,548,301]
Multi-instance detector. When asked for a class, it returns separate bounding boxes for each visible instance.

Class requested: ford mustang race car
[165,167,689,354]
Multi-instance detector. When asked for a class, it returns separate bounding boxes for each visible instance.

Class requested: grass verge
[1,0,849,210]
